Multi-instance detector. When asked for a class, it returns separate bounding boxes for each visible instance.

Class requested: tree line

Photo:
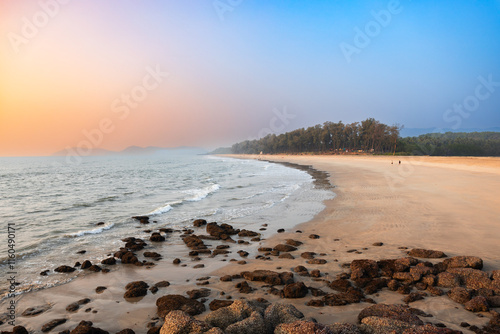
[231,118,401,154]
[398,132,500,156]
[227,119,500,156]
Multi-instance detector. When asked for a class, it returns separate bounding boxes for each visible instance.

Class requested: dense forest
[227,119,500,156]
[399,132,500,156]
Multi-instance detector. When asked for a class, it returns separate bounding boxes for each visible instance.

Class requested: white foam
[69,223,114,237]
[185,184,220,202]
[148,204,174,215]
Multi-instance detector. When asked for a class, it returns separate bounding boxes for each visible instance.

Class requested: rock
[205,299,256,330]
[403,292,426,304]
[492,270,500,281]
[132,215,150,224]
[187,288,211,299]
[329,279,352,292]
[54,265,76,273]
[279,253,295,260]
[156,294,206,317]
[147,327,161,334]
[116,330,135,334]
[117,251,139,264]
[310,270,321,278]
[286,239,303,247]
[443,256,483,270]
[464,296,489,312]
[281,282,308,298]
[277,228,285,233]
[182,234,207,250]
[238,250,249,258]
[220,275,232,282]
[209,299,234,311]
[144,252,162,258]
[69,320,109,334]
[363,278,388,294]
[309,234,320,239]
[436,272,461,288]
[124,281,149,299]
[66,298,91,312]
[88,265,102,272]
[241,270,294,285]
[41,319,67,332]
[323,288,364,306]
[21,304,51,316]
[275,320,333,334]
[358,304,424,326]
[173,258,181,264]
[225,311,267,334]
[236,281,254,294]
[238,229,259,237]
[300,252,316,259]
[264,303,304,329]
[159,310,211,334]
[372,242,383,247]
[150,232,166,242]
[447,287,471,304]
[206,222,239,240]
[96,286,107,294]
[274,244,297,252]
[11,326,29,334]
[361,316,416,333]
[350,260,379,280]
[154,281,170,288]
[407,249,447,258]
[307,259,327,265]
[487,296,500,307]
[101,257,116,265]
[447,268,492,290]
[193,219,207,227]
[327,323,363,334]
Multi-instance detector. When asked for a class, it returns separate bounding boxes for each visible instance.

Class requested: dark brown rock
[274,320,333,334]
[436,272,461,288]
[69,320,109,334]
[443,256,483,270]
[300,252,316,259]
[95,286,107,294]
[193,219,207,227]
[323,288,364,306]
[156,294,206,317]
[279,253,295,259]
[186,288,211,299]
[66,298,90,312]
[241,270,294,285]
[358,303,424,326]
[238,229,259,237]
[209,299,234,311]
[54,265,76,273]
[274,244,297,252]
[329,279,352,292]
[281,282,308,299]
[447,268,492,290]
[206,222,239,240]
[447,287,471,304]
[464,296,489,312]
[143,252,162,258]
[286,239,303,247]
[350,259,379,280]
[407,249,447,259]
[149,232,165,242]
[236,281,254,294]
[307,259,327,265]
[41,319,67,332]
[88,265,101,272]
[309,234,320,239]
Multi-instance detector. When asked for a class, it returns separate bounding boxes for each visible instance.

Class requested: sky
[1,0,499,156]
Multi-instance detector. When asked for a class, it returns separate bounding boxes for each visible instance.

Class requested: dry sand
[2,154,499,333]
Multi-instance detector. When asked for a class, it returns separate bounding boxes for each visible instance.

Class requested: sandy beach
[2,154,500,333]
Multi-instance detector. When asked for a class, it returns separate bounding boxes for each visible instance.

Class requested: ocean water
[0,154,333,299]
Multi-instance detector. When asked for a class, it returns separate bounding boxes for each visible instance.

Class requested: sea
[0,153,334,300]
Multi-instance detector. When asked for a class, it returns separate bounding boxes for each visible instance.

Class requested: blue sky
[1,0,500,155]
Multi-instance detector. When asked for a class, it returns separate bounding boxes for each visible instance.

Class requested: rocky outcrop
[407,249,447,258]
[241,270,294,285]
[156,294,206,317]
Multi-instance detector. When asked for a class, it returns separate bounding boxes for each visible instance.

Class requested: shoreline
[2,154,500,333]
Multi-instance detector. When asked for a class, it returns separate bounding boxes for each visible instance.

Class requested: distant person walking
[399,160,401,165]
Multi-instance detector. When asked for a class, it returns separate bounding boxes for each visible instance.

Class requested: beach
[2,154,500,333]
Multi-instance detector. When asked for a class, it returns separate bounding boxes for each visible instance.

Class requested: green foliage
[398,132,500,156]
[231,118,402,154]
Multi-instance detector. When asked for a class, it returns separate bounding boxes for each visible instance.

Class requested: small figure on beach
[391,161,393,165]
[399,160,401,165]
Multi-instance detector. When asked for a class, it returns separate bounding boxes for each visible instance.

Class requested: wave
[184,184,220,202]
[68,223,115,237]
[148,184,220,216]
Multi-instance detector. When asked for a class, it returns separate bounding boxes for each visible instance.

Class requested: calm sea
[0,154,333,299]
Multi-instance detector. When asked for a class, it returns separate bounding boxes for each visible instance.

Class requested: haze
[1,0,499,156]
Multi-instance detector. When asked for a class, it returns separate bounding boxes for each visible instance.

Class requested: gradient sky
[1,0,499,156]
